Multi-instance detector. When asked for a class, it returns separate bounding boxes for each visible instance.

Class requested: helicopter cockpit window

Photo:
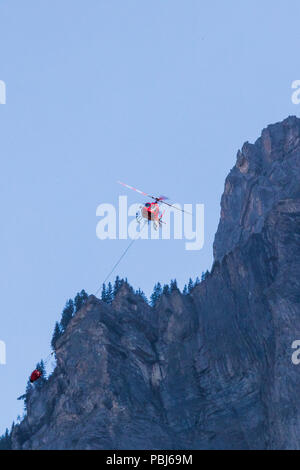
[145,203,151,207]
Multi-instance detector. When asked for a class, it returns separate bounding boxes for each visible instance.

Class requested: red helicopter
[117,181,191,230]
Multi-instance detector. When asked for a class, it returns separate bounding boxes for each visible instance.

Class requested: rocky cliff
[12,116,300,449]
[213,115,300,260]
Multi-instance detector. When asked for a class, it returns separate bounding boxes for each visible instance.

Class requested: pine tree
[195,276,200,286]
[80,289,88,301]
[101,283,113,303]
[162,284,170,295]
[51,321,62,351]
[106,282,113,303]
[0,428,11,450]
[25,379,32,395]
[183,284,188,295]
[24,379,32,412]
[37,360,46,380]
[188,278,194,293]
[74,293,83,313]
[156,282,162,297]
[101,283,107,302]
[74,289,88,313]
[150,282,162,306]
[34,360,47,391]
[170,279,179,292]
[60,299,74,332]
[123,279,134,293]
[201,271,205,281]
[136,288,148,303]
[113,276,121,296]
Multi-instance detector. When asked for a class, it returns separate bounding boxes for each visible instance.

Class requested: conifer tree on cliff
[51,321,62,351]
[80,289,88,302]
[74,289,88,312]
[188,278,194,293]
[113,276,122,296]
[150,282,162,306]
[136,288,148,303]
[0,428,12,450]
[60,299,74,332]
[170,279,179,292]
[106,282,113,303]
[162,284,170,295]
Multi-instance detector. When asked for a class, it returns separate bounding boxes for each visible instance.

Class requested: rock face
[213,115,300,261]
[12,116,300,449]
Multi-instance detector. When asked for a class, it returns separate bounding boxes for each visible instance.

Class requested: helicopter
[117,181,191,230]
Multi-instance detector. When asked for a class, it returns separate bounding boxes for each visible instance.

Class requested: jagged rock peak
[213,115,300,262]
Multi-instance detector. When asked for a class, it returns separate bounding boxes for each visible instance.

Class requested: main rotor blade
[159,200,192,215]
[117,181,157,200]
[117,181,191,214]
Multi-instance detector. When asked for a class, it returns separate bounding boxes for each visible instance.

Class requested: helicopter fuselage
[141,202,160,221]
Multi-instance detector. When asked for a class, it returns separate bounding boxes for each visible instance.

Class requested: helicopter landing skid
[136,212,142,224]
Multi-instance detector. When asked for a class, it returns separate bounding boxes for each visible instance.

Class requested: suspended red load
[30,369,42,383]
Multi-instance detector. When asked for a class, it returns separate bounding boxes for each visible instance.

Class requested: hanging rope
[95,220,147,296]
[19,222,149,400]
[43,351,54,366]
[36,221,147,373]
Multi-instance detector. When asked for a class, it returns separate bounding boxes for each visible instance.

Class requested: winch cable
[95,220,147,296]
[18,223,149,399]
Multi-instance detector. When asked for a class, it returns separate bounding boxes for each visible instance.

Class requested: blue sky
[0,0,299,432]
